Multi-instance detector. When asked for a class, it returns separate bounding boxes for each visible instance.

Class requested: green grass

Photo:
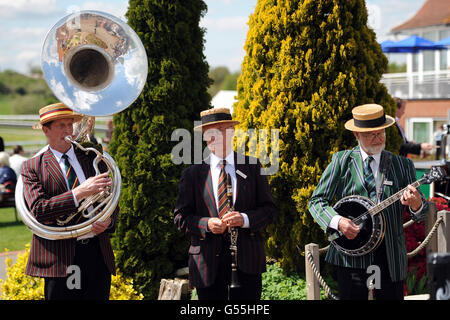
[0,126,107,155]
[0,207,32,252]
[0,95,14,114]
[0,127,46,142]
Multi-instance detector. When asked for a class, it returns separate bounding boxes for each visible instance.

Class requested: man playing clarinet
[174,108,277,300]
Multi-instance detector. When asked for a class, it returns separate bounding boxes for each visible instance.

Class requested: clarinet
[226,173,241,290]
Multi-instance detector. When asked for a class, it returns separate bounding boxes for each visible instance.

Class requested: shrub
[234,0,400,273]
[0,245,143,300]
[261,261,336,300]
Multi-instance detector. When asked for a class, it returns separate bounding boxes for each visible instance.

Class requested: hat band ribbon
[40,108,74,122]
[201,113,232,125]
[353,115,386,128]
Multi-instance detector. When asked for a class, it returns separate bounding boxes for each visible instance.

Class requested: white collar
[359,147,381,166]
[210,151,235,168]
[49,145,76,163]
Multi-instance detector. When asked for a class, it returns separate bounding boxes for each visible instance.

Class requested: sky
[0,0,427,75]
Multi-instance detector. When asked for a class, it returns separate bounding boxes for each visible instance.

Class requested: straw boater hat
[194,108,240,131]
[32,103,83,130]
[344,104,395,132]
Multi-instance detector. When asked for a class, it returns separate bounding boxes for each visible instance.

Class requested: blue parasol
[436,36,450,46]
[381,35,446,53]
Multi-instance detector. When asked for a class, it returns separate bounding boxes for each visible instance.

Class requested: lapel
[379,150,393,199]
[74,147,92,178]
[200,160,218,218]
[234,152,249,210]
[199,152,249,216]
[43,149,67,193]
[349,146,369,197]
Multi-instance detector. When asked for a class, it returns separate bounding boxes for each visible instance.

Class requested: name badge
[236,170,247,179]
[383,180,393,186]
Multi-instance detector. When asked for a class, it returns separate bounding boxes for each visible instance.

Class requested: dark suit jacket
[396,122,421,157]
[174,153,277,288]
[21,147,118,278]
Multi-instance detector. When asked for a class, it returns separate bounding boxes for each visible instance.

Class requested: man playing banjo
[309,104,429,300]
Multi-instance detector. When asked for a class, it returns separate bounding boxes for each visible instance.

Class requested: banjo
[328,165,445,257]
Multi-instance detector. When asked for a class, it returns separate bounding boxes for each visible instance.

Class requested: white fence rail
[381,70,450,99]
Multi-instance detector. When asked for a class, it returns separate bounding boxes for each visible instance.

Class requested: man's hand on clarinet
[207,217,227,234]
[221,211,244,228]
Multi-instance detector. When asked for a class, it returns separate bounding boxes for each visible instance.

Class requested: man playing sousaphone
[21,103,119,300]
[174,108,277,300]
[309,104,429,300]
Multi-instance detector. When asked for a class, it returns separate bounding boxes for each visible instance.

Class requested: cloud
[75,1,128,21]
[366,0,426,41]
[0,0,60,18]
[8,27,47,39]
[201,16,249,31]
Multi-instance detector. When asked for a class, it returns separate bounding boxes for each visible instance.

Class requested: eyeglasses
[360,131,385,140]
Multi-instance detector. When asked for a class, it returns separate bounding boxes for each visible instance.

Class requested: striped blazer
[21,147,119,278]
[174,153,277,288]
[308,146,428,282]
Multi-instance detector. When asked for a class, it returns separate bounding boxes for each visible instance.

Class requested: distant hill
[0,70,57,115]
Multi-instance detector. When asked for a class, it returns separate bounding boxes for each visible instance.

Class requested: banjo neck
[366,179,422,217]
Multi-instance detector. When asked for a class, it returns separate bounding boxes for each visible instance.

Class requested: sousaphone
[15,10,148,240]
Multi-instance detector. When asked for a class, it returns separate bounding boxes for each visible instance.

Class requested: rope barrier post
[426,201,437,254]
[305,243,320,300]
[437,210,450,253]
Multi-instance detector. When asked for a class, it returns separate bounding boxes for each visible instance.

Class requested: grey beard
[358,141,385,155]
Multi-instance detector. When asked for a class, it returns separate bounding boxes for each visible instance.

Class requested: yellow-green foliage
[0,248,44,300]
[235,0,401,272]
[0,245,143,300]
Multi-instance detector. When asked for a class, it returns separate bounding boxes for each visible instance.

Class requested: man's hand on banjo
[338,217,360,240]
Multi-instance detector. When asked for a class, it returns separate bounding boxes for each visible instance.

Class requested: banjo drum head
[332,195,385,256]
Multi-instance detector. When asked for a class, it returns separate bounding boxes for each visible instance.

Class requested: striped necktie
[364,156,377,201]
[217,160,230,218]
[62,154,79,189]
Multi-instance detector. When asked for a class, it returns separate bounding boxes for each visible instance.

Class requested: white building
[211,90,238,115]
[380,0,450,150]
[381,0,450,99]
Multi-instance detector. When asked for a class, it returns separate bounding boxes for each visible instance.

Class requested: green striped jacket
[308,146,428,281]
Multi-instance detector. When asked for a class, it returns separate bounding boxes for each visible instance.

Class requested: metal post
[437,210,450,253]
[305,243,320,300]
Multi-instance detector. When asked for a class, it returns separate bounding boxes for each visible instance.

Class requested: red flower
[403,197,449,294]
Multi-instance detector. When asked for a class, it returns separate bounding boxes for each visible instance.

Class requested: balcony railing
[381,70,450,99]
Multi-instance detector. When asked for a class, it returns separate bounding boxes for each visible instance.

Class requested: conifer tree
[234,0,401,272]
[109,0,211,298]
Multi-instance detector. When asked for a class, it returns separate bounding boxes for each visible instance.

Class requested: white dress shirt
[209,152,249,228]
[49,145,94,239]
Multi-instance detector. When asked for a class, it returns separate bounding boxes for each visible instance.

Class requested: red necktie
[217,160,229,218]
